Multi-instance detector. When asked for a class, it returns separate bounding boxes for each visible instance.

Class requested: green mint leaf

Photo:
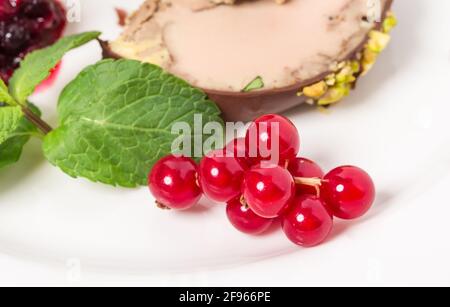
[0,79,16,106]
[43,59,223,188]
[0,104,41,169]
[9,31,101,105]
[242,76,265,92]
[0,106,23,143]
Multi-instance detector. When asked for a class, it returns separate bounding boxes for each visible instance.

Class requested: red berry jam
[0,0,66,83]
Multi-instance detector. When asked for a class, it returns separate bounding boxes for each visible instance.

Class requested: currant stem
[22,106,53,135]
[155,201,171,211]
[294,177,323,187]
[294,177,323,198]
[240,195,249,208]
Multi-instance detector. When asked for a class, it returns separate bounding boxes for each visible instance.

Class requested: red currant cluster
[148,114,375,247]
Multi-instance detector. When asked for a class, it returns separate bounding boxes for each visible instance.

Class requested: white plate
[1,0,450,286]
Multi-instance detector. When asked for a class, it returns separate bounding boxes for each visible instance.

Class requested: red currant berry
[288,157,324,195]
[243,164,295,218]
[321,166,375,220]
[245,114,300,165]
[148,155,201,210]
[199,149,248,203]
[282,195,333,247]
[225,137,250,164]
[226,197,273,235]
[288,157,324,178]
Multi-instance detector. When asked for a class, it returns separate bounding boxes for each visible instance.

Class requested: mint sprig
[0,106,22,143]
[0,32,100,169]
[0,104,41,169]
[0,33,224,187]
[0,79,16,106]
[43,59,222,187]
[9,32,101,105]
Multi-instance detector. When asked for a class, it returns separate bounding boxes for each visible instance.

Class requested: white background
[1,0,450,286]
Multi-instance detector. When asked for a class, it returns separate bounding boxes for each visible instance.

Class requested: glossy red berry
[288,157,324,195]
[148,155,202,210]
[199,149,248,203]
[226,197,273,235]
[243,164,295,218]
[282,195,333,247]
[245,114,300,165]
[225,137,250,164]
[288,157,324,178]
[321,166,375,220]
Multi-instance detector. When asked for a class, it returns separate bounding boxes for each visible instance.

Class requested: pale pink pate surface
[110,0,387,91]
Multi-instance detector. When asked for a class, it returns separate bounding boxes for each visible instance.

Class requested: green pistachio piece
[318,84,351,106]
[367,31,391,53]
[303,81,328,98]
[383,13,398,33]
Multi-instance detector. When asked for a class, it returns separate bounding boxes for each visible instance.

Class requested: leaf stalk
[21,107,53,135]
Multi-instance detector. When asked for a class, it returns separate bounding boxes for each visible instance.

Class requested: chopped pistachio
[318,84,351,106]
[361,49,378,75]
[383,13,398,33]
[350,61,361,73]
[337,61,347,70]
[242,76,265,92]
[297,12,396,107]
[326,79,336,86]
[367,30,391,53]
[303,81,328,98]
[325,74,336,86]
[335,65,354,83]
[329,61,339,72]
